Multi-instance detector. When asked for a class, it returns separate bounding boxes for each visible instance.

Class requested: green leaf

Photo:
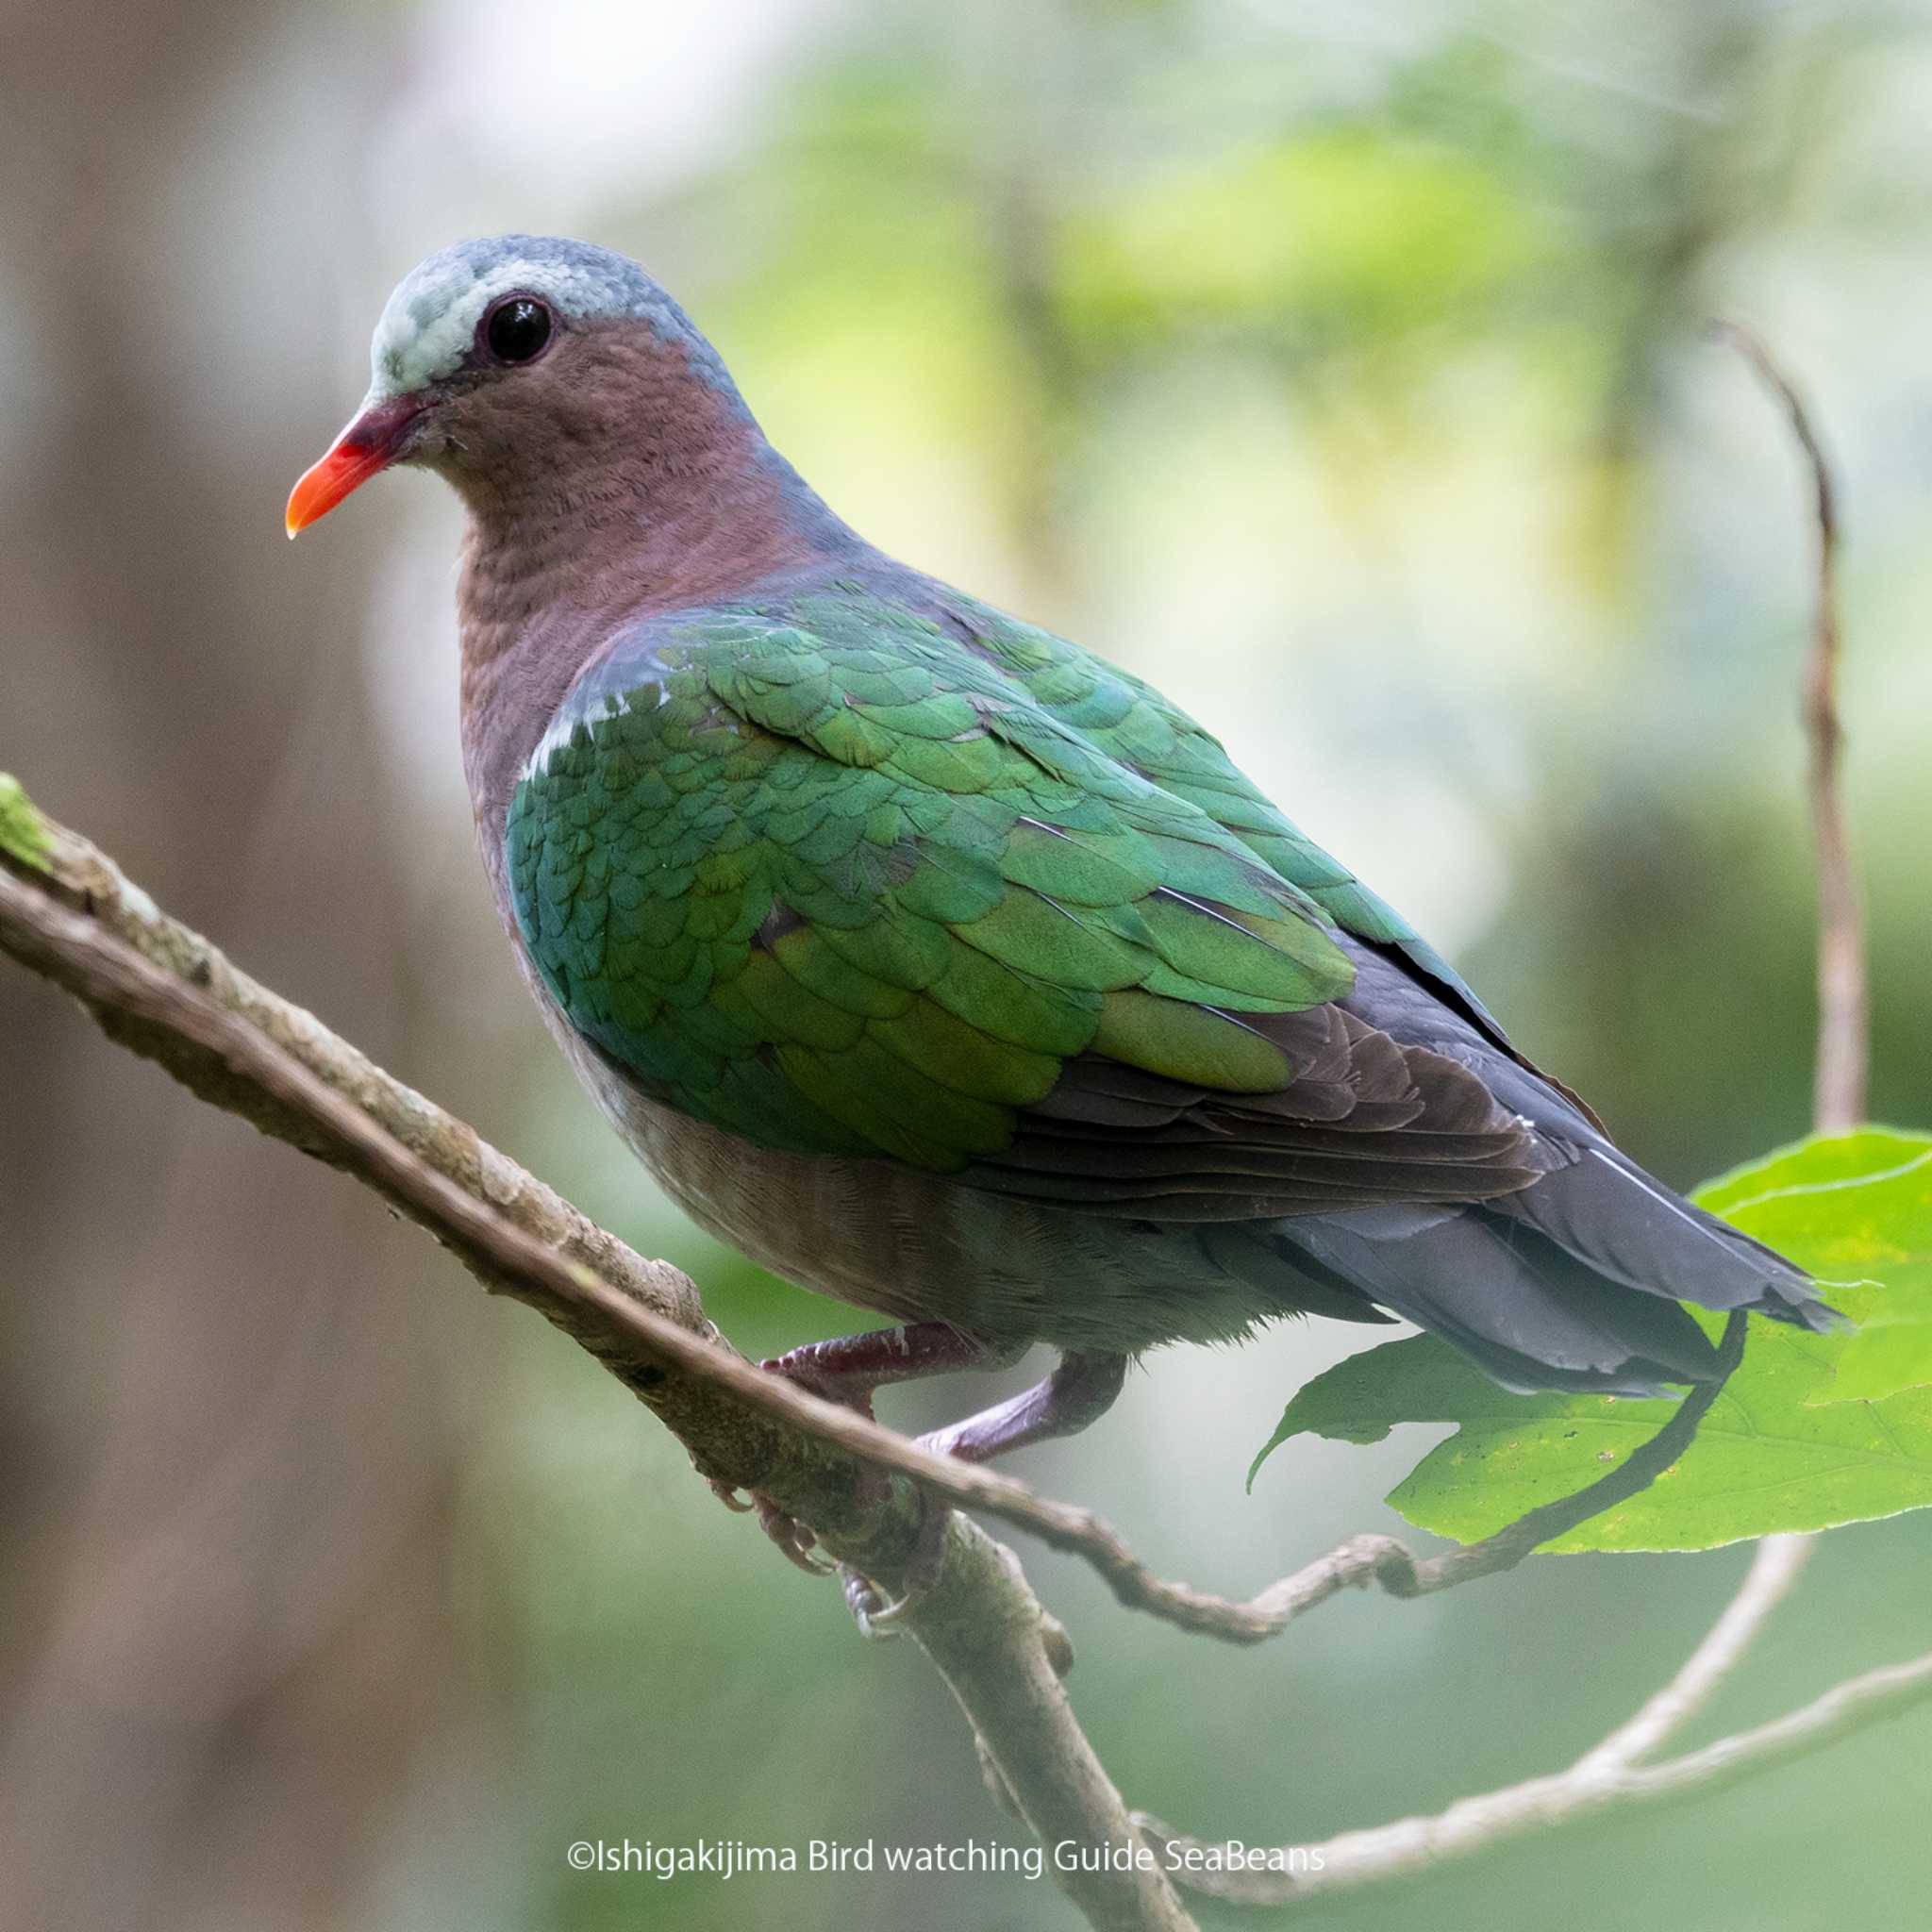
[0,774,50,871]
[1248,1129,1932,1551]
[1699,1130,1932,1406]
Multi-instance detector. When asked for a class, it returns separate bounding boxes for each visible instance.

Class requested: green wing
[507,584,1537,1206]
[939,591,1505,1032]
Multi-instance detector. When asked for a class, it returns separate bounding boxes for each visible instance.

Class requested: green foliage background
[4,3,1931,1929]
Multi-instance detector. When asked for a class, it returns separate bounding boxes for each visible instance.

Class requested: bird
[288,234,1833,1484]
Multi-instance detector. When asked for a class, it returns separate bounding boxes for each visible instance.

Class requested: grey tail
[1270,1147,1839,1397]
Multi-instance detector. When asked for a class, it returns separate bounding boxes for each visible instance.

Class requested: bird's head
[285,234,746,536]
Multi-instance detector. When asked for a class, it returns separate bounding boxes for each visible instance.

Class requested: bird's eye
[482,295,554,365]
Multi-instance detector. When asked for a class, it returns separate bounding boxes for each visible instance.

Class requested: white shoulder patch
[521,680,678,784]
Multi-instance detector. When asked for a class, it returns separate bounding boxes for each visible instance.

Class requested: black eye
[483,295,553,364]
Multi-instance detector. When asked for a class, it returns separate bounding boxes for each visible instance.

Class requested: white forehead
[365,235,727,398]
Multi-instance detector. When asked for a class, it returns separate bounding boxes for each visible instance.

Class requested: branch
[1085,1308,1745,1641]
[1715,318,1867,1134]
[0,776,1718,1654]
[0,786,1194,1932]
[0,690,1890,1920]
[0,301,1891,1926]
[1575,1533,1813,1774]
[1615,322,1866,1801]
[1136,1642,1932,1907]
[1136,1353,1852,1911]
[1136,324,1907,1909]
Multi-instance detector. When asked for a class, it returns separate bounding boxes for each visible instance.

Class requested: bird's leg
[740,1331,1127,1624]
[919,1349,1129,1464]
[762,1321,1030,1413]
[845,1348,1131,1635]
[733,1324,1028,1582]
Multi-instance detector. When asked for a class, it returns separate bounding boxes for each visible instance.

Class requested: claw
[708,1478,756,1514]
[741,1330,1080,1617]
[840,1566,903,1639]
[839,1501,953,1633]
[755,1495,834,1574]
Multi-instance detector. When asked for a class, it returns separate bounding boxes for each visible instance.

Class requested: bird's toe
[754,1495,835,1575]
[839,1499,953,1636]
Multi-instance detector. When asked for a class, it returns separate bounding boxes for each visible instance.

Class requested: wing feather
[508,590,1555,1219]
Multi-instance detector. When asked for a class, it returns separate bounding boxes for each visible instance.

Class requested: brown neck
[443,323,857,846]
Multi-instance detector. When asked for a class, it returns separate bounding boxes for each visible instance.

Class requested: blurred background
[3,1,1930,1926]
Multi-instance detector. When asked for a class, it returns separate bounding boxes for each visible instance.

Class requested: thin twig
[1138,324,1899,1908]
[1086,1309,1746,1641]
[1622,323,1871,1806]
[1137,1642,1932,1907]
[1715,318,1867,1134]
[1577,1533,1814,1775]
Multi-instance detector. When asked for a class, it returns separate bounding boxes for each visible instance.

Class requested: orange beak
[285,394,433,537]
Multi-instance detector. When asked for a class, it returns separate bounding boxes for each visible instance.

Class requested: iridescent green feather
[505,586,1418,1172]
[952,595,1489,1006]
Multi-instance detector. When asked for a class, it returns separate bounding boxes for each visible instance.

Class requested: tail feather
[1270,1148,1840,1394]
[1279,1204,1724,1396]
[1490,1143,1833,1330]
[1288,933,1842,1392]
